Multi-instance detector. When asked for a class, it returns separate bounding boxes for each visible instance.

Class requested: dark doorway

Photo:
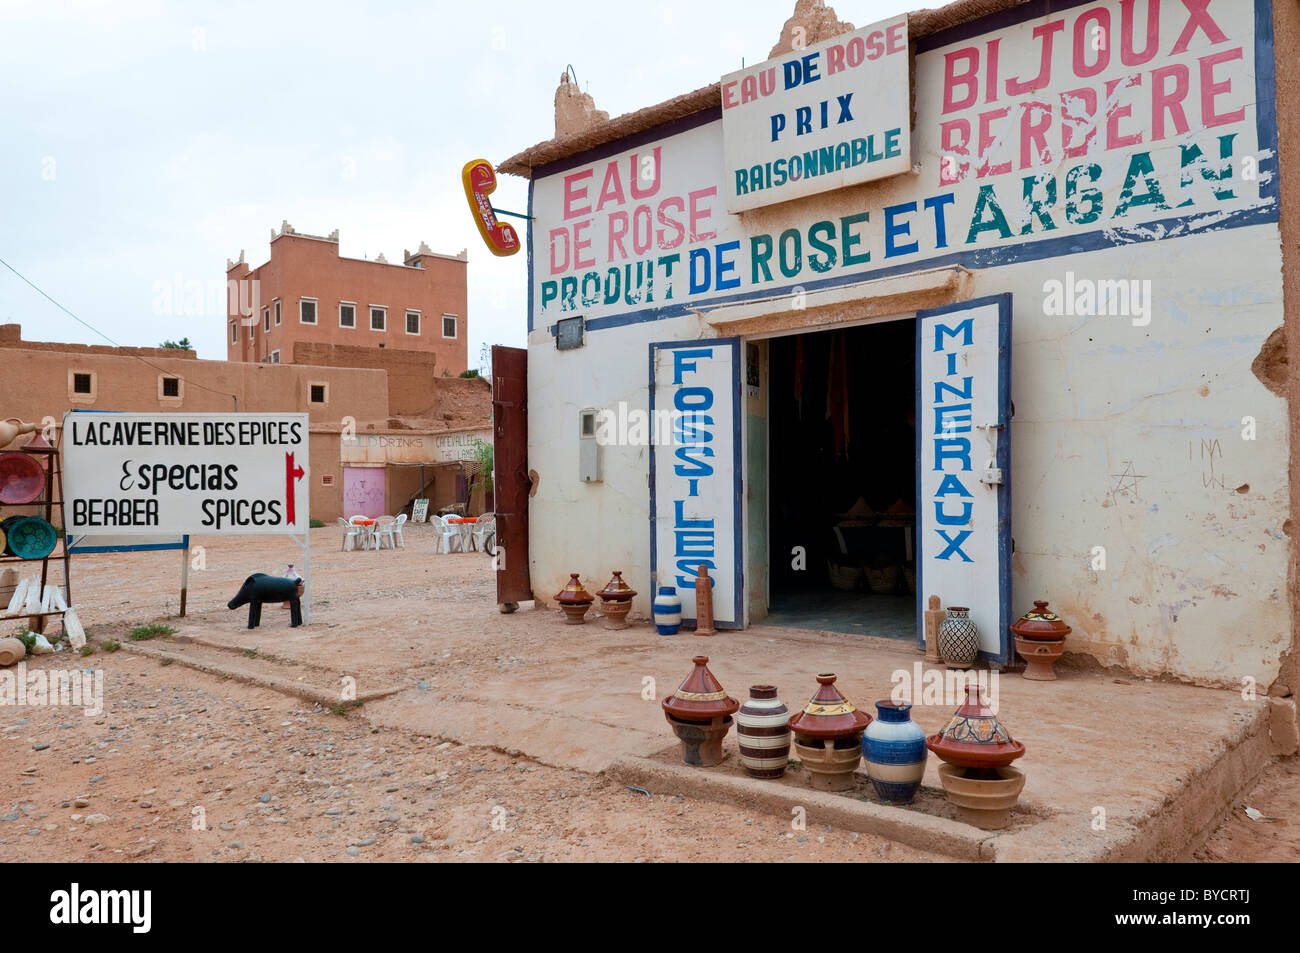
[765,319,916,639]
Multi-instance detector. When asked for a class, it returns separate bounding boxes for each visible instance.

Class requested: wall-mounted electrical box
[579,407,601,484]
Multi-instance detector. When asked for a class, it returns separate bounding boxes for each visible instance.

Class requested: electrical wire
[0,253,241,402]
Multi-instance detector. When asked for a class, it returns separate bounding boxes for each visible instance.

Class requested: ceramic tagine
[553,573,594,624]
[787,674,871,791]
[596,571,637,630]
[661,656,739,767]
[927,684,1026,829]
[1010,600,1072,681]
[937,606,980,669]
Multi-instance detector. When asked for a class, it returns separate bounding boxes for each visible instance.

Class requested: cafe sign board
[720,14,911,213]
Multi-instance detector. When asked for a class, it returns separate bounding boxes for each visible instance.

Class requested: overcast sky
[0,0,907,365]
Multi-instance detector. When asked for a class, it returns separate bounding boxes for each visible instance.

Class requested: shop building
[497,0,1300,691]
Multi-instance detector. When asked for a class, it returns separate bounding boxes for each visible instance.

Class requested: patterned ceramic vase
[862,701,928,803]
[937,606,980,669]
[736,685,791,778]
[653,586,682,635]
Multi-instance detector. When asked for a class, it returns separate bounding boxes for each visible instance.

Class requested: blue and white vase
[862,701,928,804]
[653,586,682,635]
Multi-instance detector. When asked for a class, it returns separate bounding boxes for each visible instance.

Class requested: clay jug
[0,419,37,450]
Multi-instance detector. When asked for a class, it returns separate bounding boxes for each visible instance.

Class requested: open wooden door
[915,294,1012,664]
[649,338,744,628]
[492,345,531,611]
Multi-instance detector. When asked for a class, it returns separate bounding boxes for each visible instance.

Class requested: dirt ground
[0,526,1292,863]
[0,529,948,863]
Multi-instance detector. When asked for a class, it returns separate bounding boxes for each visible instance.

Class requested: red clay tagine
[1010,600,1072,681]
[596,571,637,630]
[553,573,594,624]
[926,683,1025,769]
[787,673,872,791]
[662,655,739,767]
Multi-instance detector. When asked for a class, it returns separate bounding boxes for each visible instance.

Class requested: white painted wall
[524,0,1288,685]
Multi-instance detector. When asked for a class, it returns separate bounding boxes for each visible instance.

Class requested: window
[263,307,270,332]
[310,384,327,404]
[270,350,281,364]
[230,323,238,344]
[274,300,281,325]
[370,306,386,331]
[73,373,93,394]
[442,314,457,338]
[161,377,180,398]
[339,302,356,328]
[300,298,317,324]
[405,310,420,335]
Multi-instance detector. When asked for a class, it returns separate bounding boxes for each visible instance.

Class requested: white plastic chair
[387,513,407,549]
[472,515,496,554]
[349,515,377,550]
[338,518,363,552]
[375,515,396,549]
[428,514,463,554]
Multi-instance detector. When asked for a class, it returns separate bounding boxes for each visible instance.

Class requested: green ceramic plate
[5,517,56,560]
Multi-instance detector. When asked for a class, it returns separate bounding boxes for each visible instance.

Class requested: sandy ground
[0,527,946,863]
[0,525,1292,862]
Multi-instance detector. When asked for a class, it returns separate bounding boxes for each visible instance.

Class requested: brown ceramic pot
[1015,635,1066,681]
[938,764,1025,830]
[926,683,1025,769]
[0,636,26,667]
[665,713,733,767]
[599,598,632,629]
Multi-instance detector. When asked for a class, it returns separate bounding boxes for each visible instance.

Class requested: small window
[310,384,327,404]
[321,474,335,487]
[73,373,93,394]
[230,322,238,344]
[442,314,457,338]
[370,306,386,331]
[263,307,270,332]
[161,377,180,398]
[339,303,356,328]
[270,350,280,364]
[405,310,420,335]
[274,300,281,325]
[300,298,317,324]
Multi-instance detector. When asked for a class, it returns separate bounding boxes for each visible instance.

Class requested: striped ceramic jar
[861,700,928,803]
[736,685,791,779]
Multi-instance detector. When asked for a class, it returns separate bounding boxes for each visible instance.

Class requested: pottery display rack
[0,438,72,636]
